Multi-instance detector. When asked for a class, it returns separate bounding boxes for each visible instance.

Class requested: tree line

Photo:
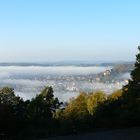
[0,46,140,139]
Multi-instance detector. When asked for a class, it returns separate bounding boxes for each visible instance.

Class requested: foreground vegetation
[0,47,140,139]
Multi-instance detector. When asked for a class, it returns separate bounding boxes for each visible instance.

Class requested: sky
[0,0,139,62]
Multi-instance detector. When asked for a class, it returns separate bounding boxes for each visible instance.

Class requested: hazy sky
[0,0,139,62]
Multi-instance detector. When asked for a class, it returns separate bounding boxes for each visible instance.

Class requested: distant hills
[0,61,134,67]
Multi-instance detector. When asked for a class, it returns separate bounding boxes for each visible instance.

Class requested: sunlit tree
[63,93,89,121]
[87,91,106,115]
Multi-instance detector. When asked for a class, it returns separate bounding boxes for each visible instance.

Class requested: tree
[131,46,140,82]
[108,89,123,101]
[87,91,106,115]
[63,93,89,121]
[0,87,25,135]
[123,47,140,104]
[122,46,140,124]
[0,87,16,105]
[27,86,61,124]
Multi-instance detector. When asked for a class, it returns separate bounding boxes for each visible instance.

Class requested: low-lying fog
[0,66,130,101]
